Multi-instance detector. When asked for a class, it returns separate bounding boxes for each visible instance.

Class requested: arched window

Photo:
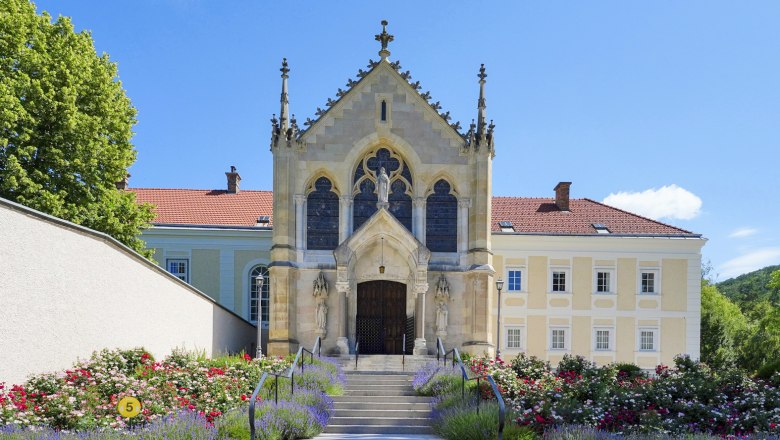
[353,147,413,231]
[381,100,387,121]
[426,179,457,252]
[307,177,339,250]
[249,265,269,324]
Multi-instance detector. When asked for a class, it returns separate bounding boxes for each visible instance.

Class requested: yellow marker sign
[117,396,142,418]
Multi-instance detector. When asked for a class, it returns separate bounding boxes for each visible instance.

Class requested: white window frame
[637,327,659,352]
[549,327,569,351]
[639,269,660,295]
[166,259,189,283]
[593,327,614,351]
[506,267,526,292]
[249,265,270,328]
[593,268,615,294]
[549,268,571,293]
[505,326,525,350]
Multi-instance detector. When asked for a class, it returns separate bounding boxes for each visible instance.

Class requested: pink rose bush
[417,353,780,437]
[0,347,291,431]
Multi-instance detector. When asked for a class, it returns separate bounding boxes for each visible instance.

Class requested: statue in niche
[313,272,329,335]
[377,167,390,205]
[434,274,450,336]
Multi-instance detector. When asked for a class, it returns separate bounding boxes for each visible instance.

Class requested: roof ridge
[582,198,693,234]
[131,188,272,193]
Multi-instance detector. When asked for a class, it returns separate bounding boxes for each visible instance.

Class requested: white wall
[0,198,256,385]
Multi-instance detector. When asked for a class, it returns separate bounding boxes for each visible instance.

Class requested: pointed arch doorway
[356,280,408,354]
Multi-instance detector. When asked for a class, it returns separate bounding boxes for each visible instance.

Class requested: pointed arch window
[426,179,457,252]
[250,265,269,325]
[381,100,387,121]
[352,147,413,231]
[307,177,339,250]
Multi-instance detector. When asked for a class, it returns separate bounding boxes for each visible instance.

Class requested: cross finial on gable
[478,64,487,82]
[375,20,394,60]
[280,58,290,78]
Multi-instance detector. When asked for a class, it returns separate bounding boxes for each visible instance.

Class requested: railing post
[291,371,295,395]
[476,377,480,414]
[274,375,278,404]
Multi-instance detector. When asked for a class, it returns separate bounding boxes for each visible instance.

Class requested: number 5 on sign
[117,396,142,418]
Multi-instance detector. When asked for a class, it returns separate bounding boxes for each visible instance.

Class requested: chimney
[115,173,130,191]
[226,166,241,194]
[554,181,571,211]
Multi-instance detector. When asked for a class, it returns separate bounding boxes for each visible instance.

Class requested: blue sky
[33,1,780,280]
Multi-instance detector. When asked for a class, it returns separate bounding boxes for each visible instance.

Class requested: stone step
[332,395,431,404]
[334,401,431,411]
[345,389,417,396]
[329,417,431,427]
[323,424,436,435]
[344,383,411,391]
[346,379,412,386]
[333,409,431,418]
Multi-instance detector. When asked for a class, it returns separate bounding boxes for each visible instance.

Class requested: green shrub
[433,400,536,440]
[556,354,597,376]
[756,358,780,381]
[613,362,645,380]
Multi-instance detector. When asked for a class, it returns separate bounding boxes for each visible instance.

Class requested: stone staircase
[320,355,438,437]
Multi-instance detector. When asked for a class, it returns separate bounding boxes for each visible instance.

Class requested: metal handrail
[435,337,505,440]
[354,338,360,370]
[249,336,321,440]
[402,333,406,370]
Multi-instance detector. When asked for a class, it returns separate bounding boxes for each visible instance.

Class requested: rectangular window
[595,329,611,351]
[166,259,189,283]
[641,271,657,294]
[552,271,566,292]
[508,269,523,292]
[506,327,524,349]
[639,329,657,351]
[551,328,567,350]
[596,271,611,293]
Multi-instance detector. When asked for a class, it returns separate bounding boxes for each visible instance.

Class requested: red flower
[535,414,546,423]
[240,394,247,401]
[243,353,252,361]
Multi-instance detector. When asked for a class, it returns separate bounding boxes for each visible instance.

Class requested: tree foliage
[717,264,780,307]
[0,0,154,256]
[700,281,748,370]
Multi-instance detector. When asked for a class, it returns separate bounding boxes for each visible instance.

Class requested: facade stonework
[134,23,705,367]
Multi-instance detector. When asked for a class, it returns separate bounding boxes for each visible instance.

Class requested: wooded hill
[717,264,780,306]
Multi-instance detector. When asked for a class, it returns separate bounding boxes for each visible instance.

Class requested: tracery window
[249,265,269,324]
[425,179,457,252]
[352,147,413,231]
[307,177,339,250]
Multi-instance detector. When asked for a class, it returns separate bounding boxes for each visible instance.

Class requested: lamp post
[255,273,265,358]
[495,278,504,360]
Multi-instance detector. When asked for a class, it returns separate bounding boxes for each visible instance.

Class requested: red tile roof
[131,189,695,236]
[132,188,273,227]
[491,197,693,235]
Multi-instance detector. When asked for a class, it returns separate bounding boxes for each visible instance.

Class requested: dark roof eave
[492,231,703,239]
[150,223,273,231]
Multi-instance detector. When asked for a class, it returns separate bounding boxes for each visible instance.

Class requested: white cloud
[602,184,702,220]
[729,227,759,238]
[718,248,780,280]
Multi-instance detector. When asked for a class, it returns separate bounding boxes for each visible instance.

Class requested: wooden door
[356,281,406,354]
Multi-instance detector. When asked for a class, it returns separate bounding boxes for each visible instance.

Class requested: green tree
[740,299,780,373]
[700,281,748,370]
[0,0,154,257]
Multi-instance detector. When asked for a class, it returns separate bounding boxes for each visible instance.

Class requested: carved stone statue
[377,167,390,205]
[434,274,450,337]
[436,302,448,334]
[313,272,329,335]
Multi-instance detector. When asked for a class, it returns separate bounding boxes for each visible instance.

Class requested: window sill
[547,291,572,295]
[548,348,571,353]
[592,291,616,295]
[637,292,660,296]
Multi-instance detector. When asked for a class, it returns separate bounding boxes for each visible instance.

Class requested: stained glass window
[353,179,377,231]
[353,148,413,231]
[426,180,457,252]
[307,177,339,250]
[389,180,412,231]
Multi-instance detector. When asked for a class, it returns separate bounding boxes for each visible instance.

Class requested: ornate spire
[279,58,290,131]
[476,64,488,137]
[375,20,394,60]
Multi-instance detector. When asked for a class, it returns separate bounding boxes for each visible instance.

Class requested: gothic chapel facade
[134,22,705,367]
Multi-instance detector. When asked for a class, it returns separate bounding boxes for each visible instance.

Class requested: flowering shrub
[0,347,291,430]
[469,353,780,436]
[416,353,780,437]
